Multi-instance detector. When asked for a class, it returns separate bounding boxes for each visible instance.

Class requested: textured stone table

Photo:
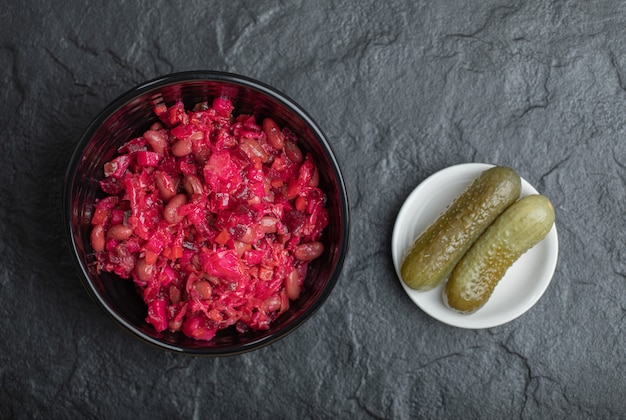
[2,1,625,418]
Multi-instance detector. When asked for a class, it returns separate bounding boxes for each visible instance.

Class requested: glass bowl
[64,71,350,356]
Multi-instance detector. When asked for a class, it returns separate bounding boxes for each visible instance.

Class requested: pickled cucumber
[444,194,555,314]
[401,166,521,291]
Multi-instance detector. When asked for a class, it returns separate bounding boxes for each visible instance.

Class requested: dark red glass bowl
[64,71,349,356]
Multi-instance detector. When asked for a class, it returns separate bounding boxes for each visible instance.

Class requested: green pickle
[444,194,555,313]
[400,166,521,291]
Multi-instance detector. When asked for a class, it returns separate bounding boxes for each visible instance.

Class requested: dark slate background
[2,1,625,418]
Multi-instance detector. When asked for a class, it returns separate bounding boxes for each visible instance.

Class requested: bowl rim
[63,70,350,356]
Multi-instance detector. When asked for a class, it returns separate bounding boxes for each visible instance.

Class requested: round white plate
[391,163,559,329]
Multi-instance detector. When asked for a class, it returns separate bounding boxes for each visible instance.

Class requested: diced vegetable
[90,99,329,340]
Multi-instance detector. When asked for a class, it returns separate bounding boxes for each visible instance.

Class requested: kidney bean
[284,140,304,164]
[169,285,182,305]
[284,269,301,300]
[285,178,301,200]
[309,165,319,187]
[194,281,213,300]
[295,196,307,212]
[193,148,212,166]
[183,174,203,196]
[90,224,105,252]
[171,138,193,157]
[163,194,187,224]
[239,137,269,163]
[294,241,324,261]
[191,253,202,271]
[107,224,133,241]
[144,129,167,155]
[259,216,278,233]
[262,118,285,150]
[155,171,177,201]
[135,257,153,282]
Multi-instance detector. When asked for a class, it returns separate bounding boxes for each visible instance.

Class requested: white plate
[391,163,559,329]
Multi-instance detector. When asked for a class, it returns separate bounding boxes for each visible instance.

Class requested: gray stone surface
[1,0,625,418]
